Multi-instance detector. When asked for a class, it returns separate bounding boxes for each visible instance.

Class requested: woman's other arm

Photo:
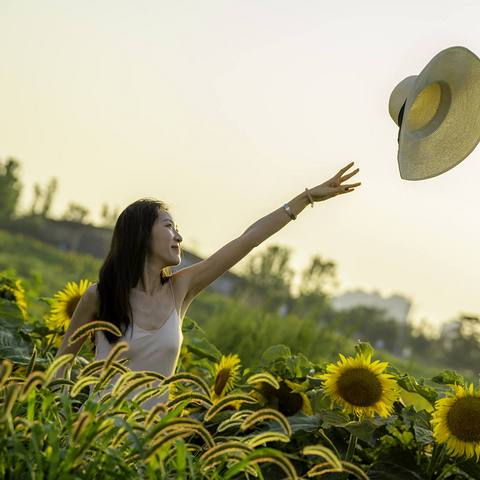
[52,283,99,381]
[177,162,360,306]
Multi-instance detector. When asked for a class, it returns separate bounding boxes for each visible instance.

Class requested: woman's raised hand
[308,162,361,203]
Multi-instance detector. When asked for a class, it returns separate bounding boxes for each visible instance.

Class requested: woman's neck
[135,257,167,294]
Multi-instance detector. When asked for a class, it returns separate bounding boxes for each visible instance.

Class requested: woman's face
[147,209,183,266]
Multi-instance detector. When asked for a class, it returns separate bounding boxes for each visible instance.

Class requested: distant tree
[30,183,42,215]
[242,245,294,310]
[336,305,399,352]
[405,320,434,359]
[99,203,119,228]
[62,202,90,224]
[0,158,22,220]
[30,178,58,217]
[299,255,337,296]
[438,315,480,372]
[40,178,58,217]
[291,255,338,318]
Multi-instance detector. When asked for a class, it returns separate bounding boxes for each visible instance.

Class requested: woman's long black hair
[97,198,171,344]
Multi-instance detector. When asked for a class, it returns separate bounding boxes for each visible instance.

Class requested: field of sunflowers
[2,273,480,479]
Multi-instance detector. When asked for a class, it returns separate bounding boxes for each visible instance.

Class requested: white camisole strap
[169,277,176,311]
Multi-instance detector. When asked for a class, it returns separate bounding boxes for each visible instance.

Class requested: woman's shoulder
[85,282,99,297]
[82,282,99,311]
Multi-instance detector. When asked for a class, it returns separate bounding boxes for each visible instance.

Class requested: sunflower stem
[427,443,443,478]
[318,429,341,460]
[343,434,357,479]
[436,461,459,480]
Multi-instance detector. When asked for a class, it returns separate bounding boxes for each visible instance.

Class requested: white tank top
[88,279,183,411]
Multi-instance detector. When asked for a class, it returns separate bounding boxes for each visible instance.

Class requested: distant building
[331,290,411,324]
[441,320,462,340]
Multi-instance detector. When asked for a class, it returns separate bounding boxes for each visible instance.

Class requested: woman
[54,162,360,410]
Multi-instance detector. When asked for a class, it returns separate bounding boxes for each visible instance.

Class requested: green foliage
[1,233,480,479]
[0,230,101,305]
[1,280,480,479]
[355,340,375,359]
[195,299,351,368]
[0,158,21,220]
[31,177,58,217]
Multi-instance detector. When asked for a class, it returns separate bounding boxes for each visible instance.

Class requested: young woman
[54,162,360,410]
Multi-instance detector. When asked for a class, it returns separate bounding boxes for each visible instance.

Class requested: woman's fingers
[336,162,355,177]
[338,182,361,193]
[339,168,360,183]
[340,161,355,173]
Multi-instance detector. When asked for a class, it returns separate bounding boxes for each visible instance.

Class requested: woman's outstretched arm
[178,162,360,303]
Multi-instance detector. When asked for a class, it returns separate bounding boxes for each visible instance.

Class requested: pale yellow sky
[2,0,480,328]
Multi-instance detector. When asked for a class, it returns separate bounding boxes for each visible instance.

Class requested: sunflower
[431,383,480,460]
[211,354,241,402]
[251,376,313,416]
[0,278,28,317]
[319,353,399,418]
[46,280,91,347]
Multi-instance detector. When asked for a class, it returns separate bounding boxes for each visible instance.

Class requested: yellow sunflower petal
[212,353,242,402]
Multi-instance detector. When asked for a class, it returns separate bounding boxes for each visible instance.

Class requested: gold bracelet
[283,203,296,220]
[305,188,314,208]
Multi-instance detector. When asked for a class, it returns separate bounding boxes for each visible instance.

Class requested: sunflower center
[277,381,303,417]
[214,368,231,396]
[336,368,383,407]
[447,397,480,443]
[0,287,16,302]
[66,296,82,319]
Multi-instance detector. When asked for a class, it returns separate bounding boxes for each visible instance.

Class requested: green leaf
[290,379,310,393]
[0,299,24,324]
[396,375,438,406]
[342,416,396,443]
[38,297,56,307]
[412,424,434,445]
[263,411,321,435]
[0,327,32,359]
[183,337,222,363]
[319,410,350,428]
[386,363,404,376]
[429,369,464,386]
[401,406,432,430]
[457,459,480,478]
[354,341,374,359]
[310,390,333,412]
[285,353,312,378]
[260,345,292,365]
[181,316,204,333]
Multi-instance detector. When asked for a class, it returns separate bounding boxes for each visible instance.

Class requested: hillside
[0,229,102,298]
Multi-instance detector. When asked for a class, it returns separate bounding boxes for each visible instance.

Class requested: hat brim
[398,46,480,180]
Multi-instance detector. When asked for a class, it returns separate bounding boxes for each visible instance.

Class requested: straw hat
[389,46,480,180]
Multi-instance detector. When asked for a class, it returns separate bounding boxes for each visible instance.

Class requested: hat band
[397,101,407,144]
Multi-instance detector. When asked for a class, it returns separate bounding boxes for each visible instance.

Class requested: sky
[2,0,480,330]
